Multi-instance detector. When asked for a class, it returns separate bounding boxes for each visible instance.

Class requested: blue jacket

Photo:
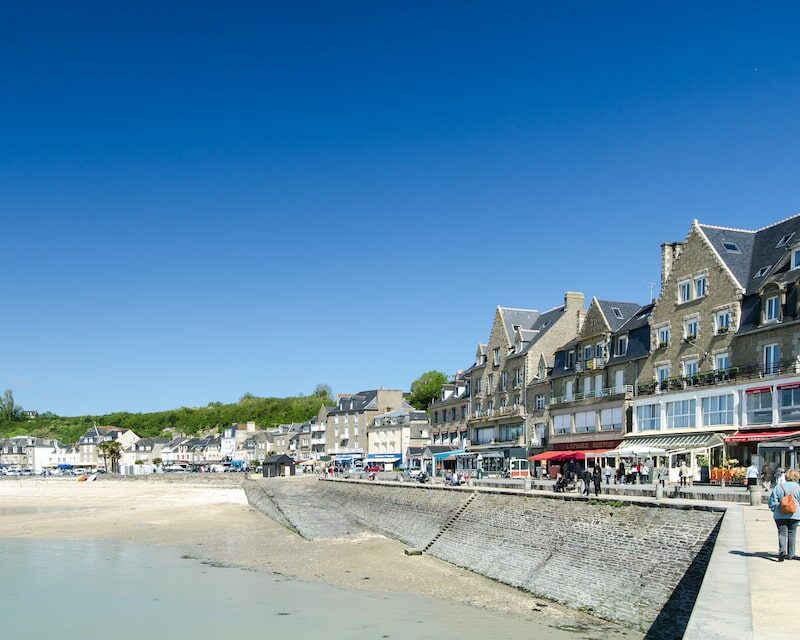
[768,482,800,520]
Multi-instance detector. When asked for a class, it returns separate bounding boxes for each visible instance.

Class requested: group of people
[553,458,681,494]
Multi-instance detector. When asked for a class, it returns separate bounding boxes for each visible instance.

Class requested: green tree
[0,389,24,422]
[97,440,123,473]
[313,383,333,400]
[407,370,448,410]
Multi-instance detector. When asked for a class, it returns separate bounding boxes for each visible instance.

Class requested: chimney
[661,242,684,289]
[564,291,584,311]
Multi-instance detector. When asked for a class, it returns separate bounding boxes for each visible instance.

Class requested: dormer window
[612,307,624,319]
[777,233,795,248]
[754,266,771,278]
[792,249,800,270]
[566,350,575,369]
[616,335,628,356]
[765,295,780,322]
[493,348,500,366]
[583,345,592,362]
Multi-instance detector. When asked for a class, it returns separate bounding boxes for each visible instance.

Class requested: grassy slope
[0,394,330,444]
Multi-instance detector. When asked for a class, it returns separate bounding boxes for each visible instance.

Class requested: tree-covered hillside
[0,387,333,445]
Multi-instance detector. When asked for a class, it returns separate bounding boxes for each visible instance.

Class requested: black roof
[264,454,295,464]
[596,300,643,332]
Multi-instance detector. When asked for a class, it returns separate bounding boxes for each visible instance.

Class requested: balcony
[550,385,633,405]
[636,359,800,396]
[311,437,326,445]
[585,357,605,370]
[468,404,524,423]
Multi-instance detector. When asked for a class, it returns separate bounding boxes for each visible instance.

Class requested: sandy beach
[0,476,633,637]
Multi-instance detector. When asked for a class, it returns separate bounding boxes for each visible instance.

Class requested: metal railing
[636,359,800,395]
[550,385,633,405]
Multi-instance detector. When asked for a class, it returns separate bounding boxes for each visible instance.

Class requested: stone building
[77,426,139,470]
[367,408,431,469]
[324,389,409,467]
[464,292,584,474]
[629,214,800,475]
[428,371,470,447]
[546,299,650,459]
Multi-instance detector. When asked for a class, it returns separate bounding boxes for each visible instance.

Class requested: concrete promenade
[350,474,796,638]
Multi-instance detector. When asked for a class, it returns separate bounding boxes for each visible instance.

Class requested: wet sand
[0,477,636,638]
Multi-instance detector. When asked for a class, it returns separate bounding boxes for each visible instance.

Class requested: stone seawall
[246,479,723,636]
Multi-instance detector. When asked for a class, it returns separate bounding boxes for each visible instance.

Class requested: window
[474,378,481,394]
[723,242,741,253]
[553,415,570,435]
[764,344,780,375]
[715,353,730,372]
[695,276,707,298]
[612,307,624,319]
[595,342,604,358]
[754,266,770,278]
[684,318,698,340]
[748,389,773,424]
[793,249,800,270]
[450,407,456,421]
[500,371,507,391]
[499,396,507,408]
[535,394,545,410]
[474,402,482,415]
[765,296,780,322]
[493,348,500,366]
[499,424,523,442]
[475,426,494,445]
[583,345,592,362]
[566,351,575,369]
[565,381,574,400]
[575,411,596,433]
[433,412,438,424]
[716,310,731,334]
[777,233,795,248]
[600,407,623,431]
[780,386,800,423]
[667,399,696,429]
[678,281,691,303]
[513,394,521,406]
[488,374,494,393]
[514,368,522,386]
[702,395,734,426]
[487,399,494,411]
[658,326,670,348]
[461,405,467,419]
[684,359,699,378]
[616,335,628,356]
[637,404,660,431]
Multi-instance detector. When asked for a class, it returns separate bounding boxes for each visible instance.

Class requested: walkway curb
[684,505,753,639]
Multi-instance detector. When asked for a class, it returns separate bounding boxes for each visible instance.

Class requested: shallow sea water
[0,537,622,640]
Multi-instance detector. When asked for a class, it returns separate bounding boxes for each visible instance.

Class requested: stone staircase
[423,492,476,552]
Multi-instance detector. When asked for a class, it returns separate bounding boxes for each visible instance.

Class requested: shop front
[366,453,402,471]
[725,428,800,472]
[619,432,725,482]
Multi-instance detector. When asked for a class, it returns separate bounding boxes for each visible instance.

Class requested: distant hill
[0,392,332,445]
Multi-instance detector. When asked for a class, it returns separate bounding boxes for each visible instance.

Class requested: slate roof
[698,214,800,294]
[596,300,642,332]
[498,307,540,341]
[608,304,654,365]
[614,302,654,334]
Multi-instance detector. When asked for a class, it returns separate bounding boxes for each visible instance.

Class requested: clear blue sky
[3,2,800,415]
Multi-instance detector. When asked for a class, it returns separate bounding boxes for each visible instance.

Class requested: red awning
[529,451,564,462]
[778,382,800,390]
[724,429,800,443]
[746,386,773,394]
[530,449,613,462]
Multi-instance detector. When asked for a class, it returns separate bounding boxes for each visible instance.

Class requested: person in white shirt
[746,461,760,488]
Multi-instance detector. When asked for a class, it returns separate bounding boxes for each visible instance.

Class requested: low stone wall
[247,478,723,636]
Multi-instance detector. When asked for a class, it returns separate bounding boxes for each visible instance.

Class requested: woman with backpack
[768,468,800,561]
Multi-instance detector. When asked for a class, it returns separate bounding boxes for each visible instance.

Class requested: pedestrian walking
[640,463,650,485]
[582,468,592,496]
[603,463,613,485]
[768,469,800,561]
[762,463,775,491]
[679,461,690,487]
[592,466,602,496]
[776,468,787,486]
[656,465,668,488]
[746,460,760,488]
[617,461,626,485]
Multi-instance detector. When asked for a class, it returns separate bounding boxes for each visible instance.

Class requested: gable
[580,299,611,338]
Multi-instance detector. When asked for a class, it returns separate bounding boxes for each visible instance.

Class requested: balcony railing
[636,359,800,396]
[550,385,633,405]
[585,357,606,370]
[468,404,524,421]
[310,437,326,445]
